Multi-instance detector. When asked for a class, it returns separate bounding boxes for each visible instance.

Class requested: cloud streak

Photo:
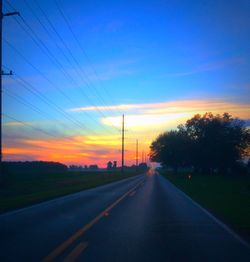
[69,99,250,118]
[164,57,245,77]
[99,99,250,132]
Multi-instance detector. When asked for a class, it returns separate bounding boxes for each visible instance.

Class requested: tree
[150,113,250,173]
[185,113,250,172]
[107,161,112,170]
[150,130,193,172]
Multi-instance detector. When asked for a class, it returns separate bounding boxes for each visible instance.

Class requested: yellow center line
[63,242,88,262]
[43,178,145,262]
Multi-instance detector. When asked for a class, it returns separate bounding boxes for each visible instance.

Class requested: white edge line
[161,175,250,249]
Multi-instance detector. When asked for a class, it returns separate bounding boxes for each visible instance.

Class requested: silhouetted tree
[185,113,250,173]
[150,130,193,172]
[150,113,250,174]
[107,161,112,170]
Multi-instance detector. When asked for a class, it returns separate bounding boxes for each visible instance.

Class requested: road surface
[0,172,249,261]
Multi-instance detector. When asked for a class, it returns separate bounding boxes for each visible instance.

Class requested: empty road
[0,172,249,261]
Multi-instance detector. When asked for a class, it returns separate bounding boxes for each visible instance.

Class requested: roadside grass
[162,172,250,240]
[0,171,140,213]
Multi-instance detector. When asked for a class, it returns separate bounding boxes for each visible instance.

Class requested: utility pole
[0,1,20,174]
[121,114,124,173]
[136,139,138,171]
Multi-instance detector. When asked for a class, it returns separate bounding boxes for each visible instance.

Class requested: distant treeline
[3,161,68,174]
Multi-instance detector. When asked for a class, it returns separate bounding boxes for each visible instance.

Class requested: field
[162,172,250,240]
[0,171,140,213]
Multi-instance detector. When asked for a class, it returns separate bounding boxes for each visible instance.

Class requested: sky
[2,0,250,167]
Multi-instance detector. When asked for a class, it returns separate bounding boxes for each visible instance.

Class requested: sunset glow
[3,98,249,167]
[3,0,250,167]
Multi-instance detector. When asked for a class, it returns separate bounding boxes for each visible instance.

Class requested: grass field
[162,172,250,239]
[0,171,140,213]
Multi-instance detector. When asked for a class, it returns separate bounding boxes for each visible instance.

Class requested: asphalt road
[0,172,249,261]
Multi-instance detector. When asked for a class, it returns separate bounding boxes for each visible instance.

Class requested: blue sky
[2,0,250,166]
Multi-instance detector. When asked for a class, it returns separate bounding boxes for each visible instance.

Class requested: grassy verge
[0,171,140,213]
[162,172,250,240]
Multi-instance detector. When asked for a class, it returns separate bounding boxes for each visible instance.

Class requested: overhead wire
[54,0,124,117]
[33,0,121,129]
[3,88,72,132]
[2,113,74,143]
[32,0,114,113]
[15,10,119,133]
[3,66,94,135]
[4,0,122,117]
[3,0,134,163]
[13,74,99,135]
[4,1,117,136]
[3,38,116,134]
[2,113,87,158]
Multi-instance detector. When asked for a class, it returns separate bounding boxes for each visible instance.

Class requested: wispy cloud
[69,104,150,112]
[69,99,250,117]
[99,99,250,130]
[82,58,137,82]
[164,57,245,77]
[3,121,33,127]
[102,113,191,130]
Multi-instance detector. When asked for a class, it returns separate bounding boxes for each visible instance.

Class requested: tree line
[150,113,250,174]
[3,161,68,174]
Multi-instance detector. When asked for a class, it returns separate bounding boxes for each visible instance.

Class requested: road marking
[63,242,88,262]
[162,176,250,249]
[43,178,145,262]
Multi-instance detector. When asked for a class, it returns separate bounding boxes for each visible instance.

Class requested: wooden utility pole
[121,114,124,173]
[136,139,138,170]
[0,0,3,173]
[0,1,19,174]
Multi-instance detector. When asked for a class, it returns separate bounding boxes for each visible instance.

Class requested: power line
[2,112,88,162]
[6,0,121,133]
[2,113,74,142]
[3,0,136,165]
[3,38,116,134]
[10,73,97,135]
[33,0,123,134]
[32,0,120,129]
[13,10,119,133]
[5,0,122,117]
[54,0,123,117]
[3,89,73,132]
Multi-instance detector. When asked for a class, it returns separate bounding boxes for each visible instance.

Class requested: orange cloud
[3,135,126,167]
[84,135,121,146]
